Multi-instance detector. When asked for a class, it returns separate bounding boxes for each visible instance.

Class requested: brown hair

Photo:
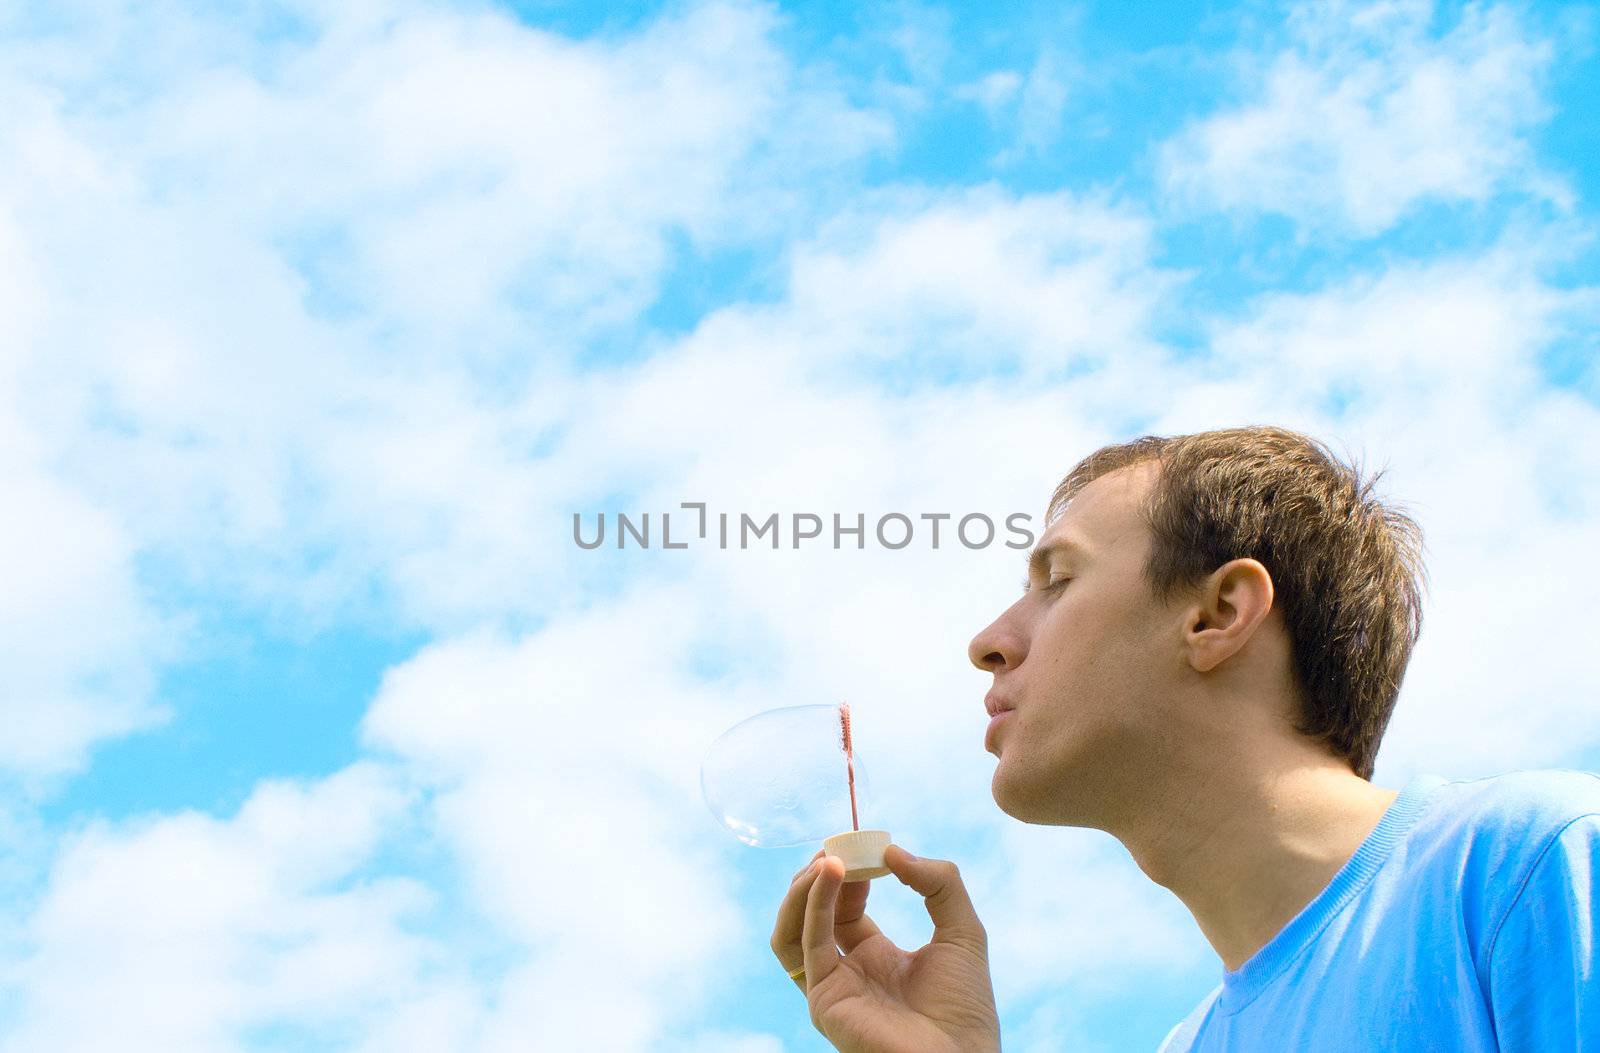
[1048,425,1428,779]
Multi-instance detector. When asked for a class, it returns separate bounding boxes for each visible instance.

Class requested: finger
[771,859,822,973]
[883,844,987,953]
[801,855,846,987]
[832,872,883,953]
[790,848,826,885]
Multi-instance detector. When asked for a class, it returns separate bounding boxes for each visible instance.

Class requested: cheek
[1031,600,1102,674]
[1029,600,1145,705]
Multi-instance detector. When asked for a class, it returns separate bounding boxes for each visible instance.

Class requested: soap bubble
[701,703,873,848]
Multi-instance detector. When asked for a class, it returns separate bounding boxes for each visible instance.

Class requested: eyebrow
[1026,537,1089,580]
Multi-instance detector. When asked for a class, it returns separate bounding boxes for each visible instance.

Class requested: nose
[968,610,1024,673]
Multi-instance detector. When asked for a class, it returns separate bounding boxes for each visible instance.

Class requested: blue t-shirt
[1159,769,1600,1052]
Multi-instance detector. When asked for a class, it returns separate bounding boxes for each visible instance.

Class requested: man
[771,425,1600,1051]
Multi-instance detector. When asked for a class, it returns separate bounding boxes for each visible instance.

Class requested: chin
[991,755,1096,827]
[991,763,1058,825]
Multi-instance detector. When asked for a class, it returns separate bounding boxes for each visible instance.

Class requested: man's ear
[1185,558,1275,673]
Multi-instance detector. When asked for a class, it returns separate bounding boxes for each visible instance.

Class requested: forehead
[1039,462,1155,554]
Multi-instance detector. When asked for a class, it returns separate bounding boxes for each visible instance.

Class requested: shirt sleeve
[1488,813,1600,1051]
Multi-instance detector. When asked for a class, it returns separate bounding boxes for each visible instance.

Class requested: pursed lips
[984,691,1015,718]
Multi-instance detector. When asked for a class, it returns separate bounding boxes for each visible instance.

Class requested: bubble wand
[700,702,891,881]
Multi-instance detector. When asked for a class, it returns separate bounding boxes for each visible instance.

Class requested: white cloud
[0,433,170,778]
[1006,48,1073,162]
[0,197,172,780]
[0,0,891,644]
[2,763,447,1052]
[954,47,1073,165]
[781,188,1170,375]
[1161,0,1564,233]
[355,595,778,1048]
[955,70,1024,116]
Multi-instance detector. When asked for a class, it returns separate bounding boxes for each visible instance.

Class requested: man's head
[968,426,1427,827]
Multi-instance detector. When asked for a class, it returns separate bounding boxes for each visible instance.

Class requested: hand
[770,844,1001,1053]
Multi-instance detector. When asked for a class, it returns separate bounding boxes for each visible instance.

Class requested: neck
[1112,753,1398,972]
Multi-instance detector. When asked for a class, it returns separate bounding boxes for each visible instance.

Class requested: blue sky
[1,0,1598,1049]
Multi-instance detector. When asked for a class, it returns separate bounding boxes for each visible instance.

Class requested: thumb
[883,844,988,953]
